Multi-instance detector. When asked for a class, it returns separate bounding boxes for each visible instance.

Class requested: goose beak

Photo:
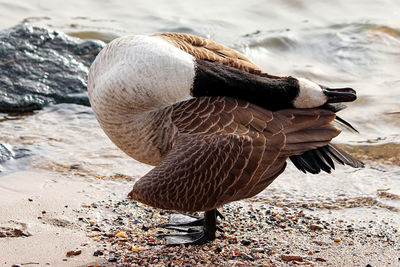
[323,87,357,103]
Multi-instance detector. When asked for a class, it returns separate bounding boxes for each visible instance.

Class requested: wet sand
[1,165,398,266]
[0,170,127,266]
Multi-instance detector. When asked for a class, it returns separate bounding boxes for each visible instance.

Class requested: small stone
[28,198,33,202]
[116,231,127,238]
[241,240,251,246]
[366,264,372,267]
[66,250,82,257]
[105,233,114,238]
[316,257,327,262]
[93,250,104,256]
[310,224,323,231]
[251,248,264,253]
[131,247,139,253]
[333,238,341,243]
[70,164,81,169]
[243,254,254,261]
[281,255,303,262]
[108,257,118,262]
[42,210,46,214]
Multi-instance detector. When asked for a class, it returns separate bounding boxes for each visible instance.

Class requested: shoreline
[1,166,399,266]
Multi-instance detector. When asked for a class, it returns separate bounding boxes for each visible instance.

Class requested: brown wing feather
[129,99,341,212]
[153,32,280,78]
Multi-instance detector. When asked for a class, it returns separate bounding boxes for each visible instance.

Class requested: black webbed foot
[161,213,204,231]
[158,209,220,246]
[158,226,211,246]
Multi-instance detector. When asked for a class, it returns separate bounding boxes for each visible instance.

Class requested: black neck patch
[192,59,299,111]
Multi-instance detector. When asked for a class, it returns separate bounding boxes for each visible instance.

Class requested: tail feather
[290,144,364,174]
[335,115,359,133]
[322,103,359,133]
[288,103,364,174]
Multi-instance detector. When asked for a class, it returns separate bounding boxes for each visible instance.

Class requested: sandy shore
[0,169,129,266]
[0,165,399,266]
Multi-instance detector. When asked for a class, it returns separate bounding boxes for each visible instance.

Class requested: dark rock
[108,257,118,262]
[93,250,104,256]
[0,24,105,113]
[241,240,251,246]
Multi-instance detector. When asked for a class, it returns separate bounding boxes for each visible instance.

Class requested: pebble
[333,238,341,243]
[281,255,303,262]
[93,250,104,256]
[243,254,255,261]
[214,247,222,253]
[116,231,127,238]
[66,249,82,257]
[310,224,323,231]
[72,196,399,266]
[241,240,251,246]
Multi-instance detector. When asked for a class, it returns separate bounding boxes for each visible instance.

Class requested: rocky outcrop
[0,24,105,113]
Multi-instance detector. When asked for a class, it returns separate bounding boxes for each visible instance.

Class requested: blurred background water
[0,0,399,213]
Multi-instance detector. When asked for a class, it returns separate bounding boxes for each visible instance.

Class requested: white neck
[293,78,328,108]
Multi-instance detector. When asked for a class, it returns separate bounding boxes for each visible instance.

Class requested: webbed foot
[158,209,220,246]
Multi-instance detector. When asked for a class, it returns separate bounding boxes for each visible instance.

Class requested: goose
[87,33,363,245]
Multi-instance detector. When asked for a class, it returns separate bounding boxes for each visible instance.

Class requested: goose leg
[161,209,223,231]
[158,209,218,246]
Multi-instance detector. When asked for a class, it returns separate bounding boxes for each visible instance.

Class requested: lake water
[0,0,399,215]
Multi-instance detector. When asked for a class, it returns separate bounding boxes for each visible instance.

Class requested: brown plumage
[120,33,362,212]
[155,33,280,78]
[129,96,342,212]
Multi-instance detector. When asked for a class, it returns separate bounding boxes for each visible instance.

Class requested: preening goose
[87,33,363,245]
